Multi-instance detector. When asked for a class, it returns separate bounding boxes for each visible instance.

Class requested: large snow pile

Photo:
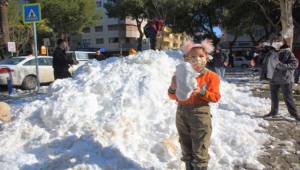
[0,50,270,170]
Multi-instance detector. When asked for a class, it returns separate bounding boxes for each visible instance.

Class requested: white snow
[0,50,271,170]
[175,62,199,101]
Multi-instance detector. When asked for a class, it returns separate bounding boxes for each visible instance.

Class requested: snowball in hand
[175,62,199,101]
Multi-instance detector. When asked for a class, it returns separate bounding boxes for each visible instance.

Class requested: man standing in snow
[144,19,164,50]
[53,39,77,79]
[168,40,221,170]
[263,36,300,120]
[95,49,105,61]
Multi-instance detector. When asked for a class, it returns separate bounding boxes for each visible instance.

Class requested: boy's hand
[168,75,176,94]
[194,84,207,96]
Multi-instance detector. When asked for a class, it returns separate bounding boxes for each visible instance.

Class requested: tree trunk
[280,0,294,49]
[0,1,10,48]
[136,19,143,51]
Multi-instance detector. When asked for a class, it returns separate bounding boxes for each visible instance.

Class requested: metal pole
[33,22,40,92]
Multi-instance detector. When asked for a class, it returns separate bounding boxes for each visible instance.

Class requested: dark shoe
[185,162,193,170]
[290,113,300,121]
[263,112,277,118]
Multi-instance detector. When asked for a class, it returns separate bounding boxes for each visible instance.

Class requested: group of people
[167,35,299,170]
[251,36,300,120]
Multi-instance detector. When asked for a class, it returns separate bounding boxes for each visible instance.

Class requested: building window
[109,37,119,43]
[96,38,104,44]
[81,39,91,47]
[82,27,91,33]
[96,0,102,8]
[95,26,103,32]
[108,24,119,31]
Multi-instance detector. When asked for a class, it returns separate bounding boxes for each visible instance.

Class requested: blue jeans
[215,67,226,80]
[295,68,300,83]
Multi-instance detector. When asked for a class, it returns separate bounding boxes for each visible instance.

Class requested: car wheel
[22,75,38,90]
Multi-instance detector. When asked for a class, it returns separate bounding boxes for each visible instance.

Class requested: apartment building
[156,27,186,50]
[70,0,147,55]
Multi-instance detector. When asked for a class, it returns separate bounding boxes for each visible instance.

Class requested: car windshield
[0,57,26,65]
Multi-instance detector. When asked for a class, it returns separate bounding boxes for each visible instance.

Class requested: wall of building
[70,0,147,55]
[156,27,186,50]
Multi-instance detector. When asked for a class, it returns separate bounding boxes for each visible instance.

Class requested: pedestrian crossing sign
[23,3,41,23]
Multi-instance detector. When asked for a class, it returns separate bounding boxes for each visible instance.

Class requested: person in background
[95,50,105,61]
[129,48,137,55]
[53,39,77,79]
[168,40,220,170]
[144,19,165,50]
[293,47,300,84]
[212,46,228,80]
[263,36,299,121]
[252,42,275,81]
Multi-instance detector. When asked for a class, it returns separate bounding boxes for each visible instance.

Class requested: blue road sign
[23,3,41,23]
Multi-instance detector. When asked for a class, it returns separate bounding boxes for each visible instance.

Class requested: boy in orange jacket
[168,40,221,170]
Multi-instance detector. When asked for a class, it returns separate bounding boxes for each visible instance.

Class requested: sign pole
[33,22,40,92]
[23,3,41,92]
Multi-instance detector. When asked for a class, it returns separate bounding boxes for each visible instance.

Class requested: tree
[0,0,9,51]
[167,0,221,44]
[221,0,280,46]
[279,0,295,48]
[105,0,146,51]
[40,0,101,40]
[8,0,53,55]
[247,0,296,48]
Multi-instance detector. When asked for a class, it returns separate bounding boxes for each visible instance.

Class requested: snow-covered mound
[0,50,270,170]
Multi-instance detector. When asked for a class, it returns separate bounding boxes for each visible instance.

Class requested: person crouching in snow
[168,40,221,170]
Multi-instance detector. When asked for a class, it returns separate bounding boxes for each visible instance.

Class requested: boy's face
[185,48,208,72]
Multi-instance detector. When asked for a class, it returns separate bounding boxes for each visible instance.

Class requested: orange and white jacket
[168,70,221,105]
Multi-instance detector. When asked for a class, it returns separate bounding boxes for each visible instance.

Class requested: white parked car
[233,56,251,68]
[66,51,96,74]
[0,56,54,90]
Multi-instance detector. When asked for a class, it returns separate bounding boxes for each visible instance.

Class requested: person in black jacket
[212,47,228,80]
[264,36,300,120]
[53,39,77,79]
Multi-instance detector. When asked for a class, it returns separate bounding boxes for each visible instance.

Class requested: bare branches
[252,0,278,30]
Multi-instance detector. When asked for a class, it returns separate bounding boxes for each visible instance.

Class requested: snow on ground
[0,50,270,170]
